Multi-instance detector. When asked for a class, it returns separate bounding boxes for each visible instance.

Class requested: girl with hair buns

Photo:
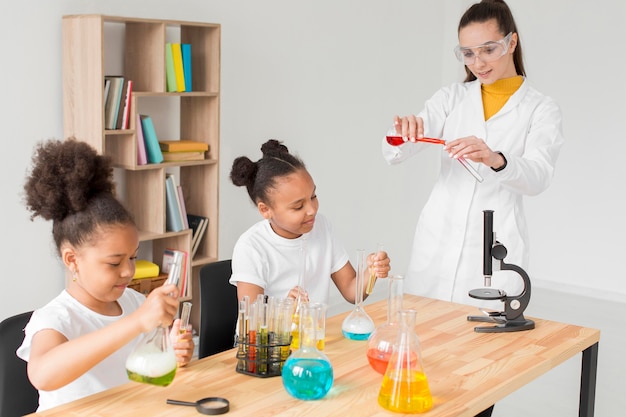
[229,139,390,305]
[17,139,194,412]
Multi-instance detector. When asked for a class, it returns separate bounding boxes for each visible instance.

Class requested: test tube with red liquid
[385,135,484,183]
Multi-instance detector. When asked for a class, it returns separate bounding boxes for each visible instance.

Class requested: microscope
[467,210,535,333]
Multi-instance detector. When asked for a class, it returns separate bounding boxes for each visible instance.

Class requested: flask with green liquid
[125,251,183,386]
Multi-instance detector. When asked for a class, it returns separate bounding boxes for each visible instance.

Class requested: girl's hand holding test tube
[172,302,194,367]
[366,247,391,295]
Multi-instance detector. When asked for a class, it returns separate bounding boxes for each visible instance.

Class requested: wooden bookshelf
[62,15,220,329]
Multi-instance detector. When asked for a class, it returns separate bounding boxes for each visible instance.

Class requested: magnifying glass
[166,397,230,415]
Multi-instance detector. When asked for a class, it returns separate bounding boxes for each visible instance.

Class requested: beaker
[309,302,327,350]
[125,251,183,386]
[341,249,375,340]
[281,303,334,400]
[367,275,404,374]
[378,309,433,413]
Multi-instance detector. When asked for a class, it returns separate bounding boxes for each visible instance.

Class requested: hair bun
[260,139,289,158]
[230,156,258,187]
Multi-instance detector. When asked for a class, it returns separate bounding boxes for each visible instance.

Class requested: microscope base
[467,315,535,333]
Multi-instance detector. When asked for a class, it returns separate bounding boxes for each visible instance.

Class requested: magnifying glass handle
[166,399,197,406]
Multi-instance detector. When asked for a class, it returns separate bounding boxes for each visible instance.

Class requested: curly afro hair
[23,138,135,252]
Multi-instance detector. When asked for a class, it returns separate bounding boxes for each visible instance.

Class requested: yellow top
[481,75,523,120]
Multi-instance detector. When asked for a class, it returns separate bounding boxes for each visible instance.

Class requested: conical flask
[125,251,183,386]
[378,309,433,413]
[282,303,334,400]
[367,274,404,374]
[342,249,375,340]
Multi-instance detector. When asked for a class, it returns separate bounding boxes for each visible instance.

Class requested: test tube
[179,302,192,335]
[247,301,257,374]
[366,244,384,295]
[236,300,248,371]
[257,302,268,375]
[457,156,484,183]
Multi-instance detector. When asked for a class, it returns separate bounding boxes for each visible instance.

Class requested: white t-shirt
[229,213,349,304]
[17,288,146,411]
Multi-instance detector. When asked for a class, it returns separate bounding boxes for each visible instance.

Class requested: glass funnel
[282,303,334,400]
[367,274,404,374]
[341,249,375,340]
[125,251,183,386]
[378,309,433,413]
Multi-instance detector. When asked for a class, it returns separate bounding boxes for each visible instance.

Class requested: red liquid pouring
[386,136,445,146]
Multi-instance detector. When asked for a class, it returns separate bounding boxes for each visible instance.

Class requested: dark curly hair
[23,138,135,254]
[230,139,306,205]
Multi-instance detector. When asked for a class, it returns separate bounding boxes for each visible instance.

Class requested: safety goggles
[454,32,512,65]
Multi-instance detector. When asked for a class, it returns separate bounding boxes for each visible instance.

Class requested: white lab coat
[382,78,564,308]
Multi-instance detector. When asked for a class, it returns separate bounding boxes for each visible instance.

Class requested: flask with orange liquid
[366,274,404,374]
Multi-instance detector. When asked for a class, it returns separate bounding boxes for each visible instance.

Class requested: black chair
[0,311,39,417]
[198,260,239,359]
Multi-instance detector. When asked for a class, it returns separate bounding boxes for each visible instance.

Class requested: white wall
[2,0,625,321]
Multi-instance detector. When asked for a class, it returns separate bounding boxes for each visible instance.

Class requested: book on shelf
[162,248,189,297]
[159,140,209,153]
[172,179,186,230]
[187,213,208,258]
[171,43,186,92]
[192,217,208,258]
[117,79,133,130]
[162,151,206,162]
[181,43,192,91]
[139,115,164,164]
[176,185,190,230]
[165,43,177,92]
[103,78,111,106]
[104,75,124,130]
[133,259,160,279]
[186,213,205,249]
[135,114,148,165]
[165,174,185,232]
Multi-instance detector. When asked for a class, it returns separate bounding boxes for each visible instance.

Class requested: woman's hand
[170,318,195,367]
[444,136,505,169]
[393,115,425,142]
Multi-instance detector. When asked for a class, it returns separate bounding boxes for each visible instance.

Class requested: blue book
[139,115,164,164]
[165,174,184,232]
[181,43,192,91]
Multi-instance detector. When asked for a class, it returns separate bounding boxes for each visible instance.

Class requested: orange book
[159,140,209,152]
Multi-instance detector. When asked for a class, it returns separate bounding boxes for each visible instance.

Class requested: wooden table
[28,295,600,416]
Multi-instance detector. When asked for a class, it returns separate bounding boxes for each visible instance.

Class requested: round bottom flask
[126,327,177,386]
[342,249,375,340]
[282,303,333,400]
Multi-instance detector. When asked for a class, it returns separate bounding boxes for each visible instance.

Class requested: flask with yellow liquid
[378,309,433,413]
